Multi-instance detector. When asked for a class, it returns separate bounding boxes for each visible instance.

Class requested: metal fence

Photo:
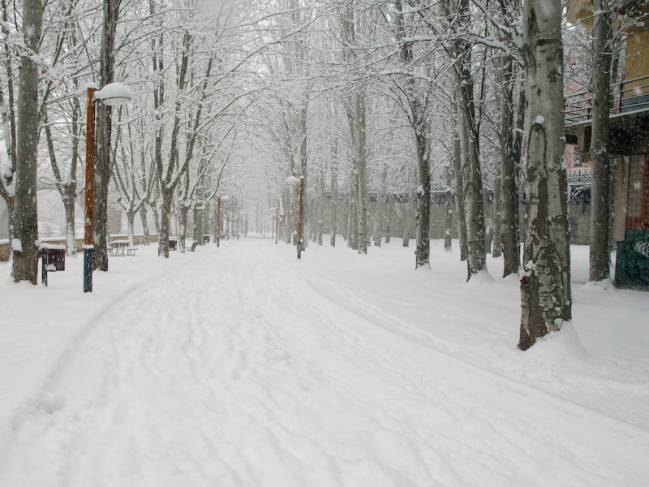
[565,74,649,126]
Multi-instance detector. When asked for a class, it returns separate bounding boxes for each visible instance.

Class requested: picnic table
[110,240,137,256]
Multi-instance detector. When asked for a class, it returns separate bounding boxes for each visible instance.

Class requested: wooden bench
[110,240,138,256]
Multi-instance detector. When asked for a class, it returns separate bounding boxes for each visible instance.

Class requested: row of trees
[0,0,625,349]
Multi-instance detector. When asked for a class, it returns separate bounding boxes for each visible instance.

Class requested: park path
[0,241,646,487]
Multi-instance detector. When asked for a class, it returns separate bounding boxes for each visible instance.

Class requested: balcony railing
[565,74,649,126]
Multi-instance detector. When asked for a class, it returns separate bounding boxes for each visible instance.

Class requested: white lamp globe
[95,82,131,106]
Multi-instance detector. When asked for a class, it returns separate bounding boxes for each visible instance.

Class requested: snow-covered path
[1,241,647,486]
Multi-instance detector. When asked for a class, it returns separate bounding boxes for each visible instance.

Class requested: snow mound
[524,322,590,362]
[465,269,494,287]
[583,279,615,292]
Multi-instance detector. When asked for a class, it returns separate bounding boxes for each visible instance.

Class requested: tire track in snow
[0,241,647,487]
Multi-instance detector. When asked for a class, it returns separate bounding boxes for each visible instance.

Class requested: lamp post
[83,82,131,293]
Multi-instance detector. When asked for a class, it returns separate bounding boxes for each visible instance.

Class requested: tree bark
[330,161,337,247]
[158,189,172,257]
[415,127,431,267]
[93,0,119,272]
[519,0,572,350]
[140,205,150,244]
[0,0,17,240]
[11,0,42,284]
[63,195,77,254]
[127,211,135,247]
[192,206,202,245]
[452,0,487,279]
[492,161,503,258]
[385,197,393,244]
[353,94,368,254]
[444,168,453,252]
[589,0,613,282]
[179,204,189,252]
[453,134,468,260]
[499,2,522,277]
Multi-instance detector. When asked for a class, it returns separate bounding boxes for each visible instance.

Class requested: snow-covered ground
[0,239,647,486]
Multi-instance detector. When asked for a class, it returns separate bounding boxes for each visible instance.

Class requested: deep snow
[0,239,648,486]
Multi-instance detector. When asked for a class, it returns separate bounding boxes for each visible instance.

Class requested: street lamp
[83,82,131,293]
[286,175,305,259]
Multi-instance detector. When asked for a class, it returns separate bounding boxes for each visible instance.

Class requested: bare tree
[519,0,572,350]
[11,0,43,283]
[589,0,614,282]
[93,0,120,271]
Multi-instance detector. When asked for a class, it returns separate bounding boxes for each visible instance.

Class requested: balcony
[565,74,649,156]
[565,74,649,126]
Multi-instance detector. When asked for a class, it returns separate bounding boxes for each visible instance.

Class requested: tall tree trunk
[589,0,613,282]
[519,0,571,350]
[415,129,431,267]
[299,105,309,245]
[93,0,119,272]
[0,80,15,240]
[127,211,135,247]
[452,0,487,279]
[395,0,430,266]
[453,133,468,260]
[342,4,368,254]
[179,205,189,252]
[501,85,522,276]
[330,164,337,247]
[354,94,368,254]
[140,205,150,244]
[492,162,503,258]
[444,167,453,252]
[158,189,172,257]
[63,193,77,255]
[0,0,17,242]
[499,3,522,277]
[385,197,392,244]
[192,206,202,245]
[457,83,487,278]
[11,0,42,284]
[150,202,160,236]
[317,172,324,245]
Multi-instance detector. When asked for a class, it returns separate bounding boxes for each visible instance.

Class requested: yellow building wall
[567,0,649,97]
[624,29,649,97]
[567,0,594,28]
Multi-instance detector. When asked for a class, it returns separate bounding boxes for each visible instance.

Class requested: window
[628,156,645,218]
